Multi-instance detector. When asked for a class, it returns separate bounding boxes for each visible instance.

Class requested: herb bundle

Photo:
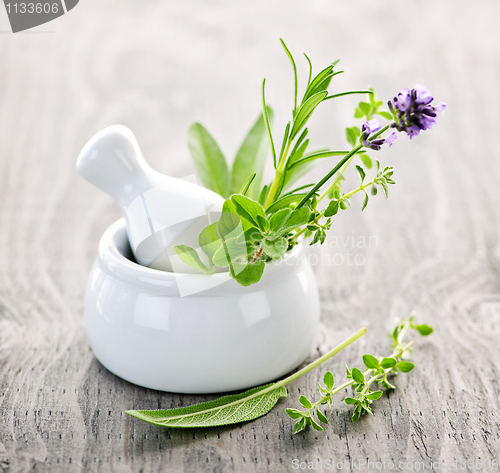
[173,39,446,286]
[127,315,432,433]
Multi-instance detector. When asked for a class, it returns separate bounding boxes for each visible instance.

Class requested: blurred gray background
[1,1,499,472]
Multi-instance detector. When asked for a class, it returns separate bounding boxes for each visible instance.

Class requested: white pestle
[76,125,225,272]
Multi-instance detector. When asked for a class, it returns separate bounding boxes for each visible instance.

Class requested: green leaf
[346,126,361,147]
[351,368,365,384]
[218,199,243,238]
[362,354,380,370]
[323,371,334,391]
[212,235,249,267]
[354,101,371,119]
[278,207,310,234]
[360,153,372,169]
[289,150,353,169]
[258,185,269,207]
[398,361,415,373]
[292,417,307,434]
[256,215,270,232]
[371,183,378,196]
[310,417,324,431]
[286,408,304,419]
[316,409,328,424]
[303,65,333,103]
[231,195,266,228]
[344,397,357,405]
[266,193,309,213]
[126,383,287,428]
[263,238,288,259]
[239,173,256,196]
[280,39,298,115]
[377,111,393,120]
[262,79,277,168]
[324,200,339,217]
[366,391,383,401]
[269,208,292,232]
[231,109,274,199]
[361,192,369,211]
[172,245,212,274]
[355,165,366,184]
[188,123,230,197]
[380,357,397,369]
[299,396,312,409]
[230,261,266,286]
[414,324,433,336]
[198,223,221,265]
[378,178,389,199]
[290,91,328,140]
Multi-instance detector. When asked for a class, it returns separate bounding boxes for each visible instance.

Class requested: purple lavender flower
[361,120,397,150]
[388,85,446,139]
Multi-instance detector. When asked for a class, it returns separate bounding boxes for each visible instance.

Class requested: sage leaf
[127,384,287,429]
[231,109,273,199]
[172,245,212,275]
[188,123,230,197]
[263,238,288,259]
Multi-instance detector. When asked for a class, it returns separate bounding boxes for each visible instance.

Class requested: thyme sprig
[286,314,433,433]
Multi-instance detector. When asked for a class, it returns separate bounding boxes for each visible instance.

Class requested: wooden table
[1,0,499,471]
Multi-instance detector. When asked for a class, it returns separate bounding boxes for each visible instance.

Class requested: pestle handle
[76,125,159,208]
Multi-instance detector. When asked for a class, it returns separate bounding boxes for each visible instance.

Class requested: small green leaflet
[127,384,287,429]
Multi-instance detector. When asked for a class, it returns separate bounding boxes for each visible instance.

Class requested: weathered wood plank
[1,0,500,471]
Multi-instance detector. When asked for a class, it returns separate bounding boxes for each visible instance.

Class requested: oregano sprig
[286,314,433,433]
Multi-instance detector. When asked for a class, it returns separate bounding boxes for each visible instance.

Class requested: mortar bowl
[84,218,320,393]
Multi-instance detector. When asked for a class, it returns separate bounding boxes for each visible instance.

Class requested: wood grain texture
[1,0,500,471]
